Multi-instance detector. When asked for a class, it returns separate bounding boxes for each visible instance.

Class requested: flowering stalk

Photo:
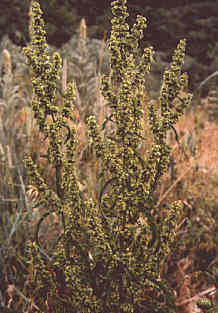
[23,1,192,312]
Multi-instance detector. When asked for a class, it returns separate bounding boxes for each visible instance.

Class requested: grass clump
[22,0,193,312]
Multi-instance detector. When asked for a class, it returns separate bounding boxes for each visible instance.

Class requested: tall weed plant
[22,0,194,312]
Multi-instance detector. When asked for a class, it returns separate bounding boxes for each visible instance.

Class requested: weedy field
[0,1,217,312]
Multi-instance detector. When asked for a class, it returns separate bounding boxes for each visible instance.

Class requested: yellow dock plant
[23,0,192,312]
